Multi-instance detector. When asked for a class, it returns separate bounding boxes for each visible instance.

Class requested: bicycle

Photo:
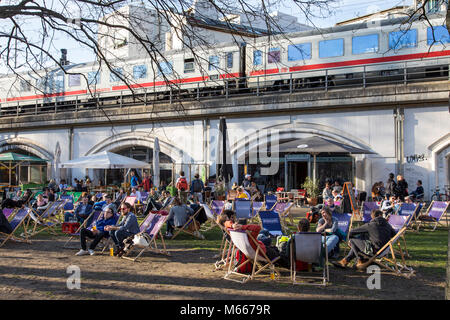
[430,185,449,201]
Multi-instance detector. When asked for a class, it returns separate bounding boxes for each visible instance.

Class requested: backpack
[192,179,203,193]
[177,177,188,191]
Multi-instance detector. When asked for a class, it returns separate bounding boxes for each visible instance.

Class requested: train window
[209,56,219,71]
[133,65,147,79]
[288,43,312,61]
[110,67,123,82]
[352,34,379,54]
[427,26,450,45]
[158,61,173,76]
[268,48,281,63]
[68,74,81,87]
[319,39,344,58]
[184,58,195,73]
[389,29,417,50]
[88,71,100,85]
[226,52,233,69]
[253,50,262,66]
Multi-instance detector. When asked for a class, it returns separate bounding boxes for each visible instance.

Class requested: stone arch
[428,133,450,188]
[0,137,54,181]
[85,131,185,164]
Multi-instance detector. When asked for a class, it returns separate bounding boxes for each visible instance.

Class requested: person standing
[190,173,204,203]
[130,171,139,191]
[176,171,189,204]
[385,173,396,199]
[138,172,153,193]
[105,202,139,257]
[394,175,408,202]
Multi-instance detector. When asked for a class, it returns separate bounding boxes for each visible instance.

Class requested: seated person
[0,210,13,234]
[2,189,32,209]
[75,208,118,256]
[237,187,250,200]
[322,182,333,203]
[33,194,49,216]
[409,180,424,201]
[316,207,341,258]
[105,202,139,257]
[114,188,127,207]
[333,209,396,270]
[130,187,142,203]
[144,190,171,214]
[332,190,343,203]
[12,190,22,201]
[332,181,343,194]
[323,197,343,214]
[64,196,94,224]
[93,194,117,213]
[165,197,194,238]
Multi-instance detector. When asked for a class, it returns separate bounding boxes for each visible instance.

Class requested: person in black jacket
[394,175,408,201]
[385,173,396,198]
[333,209,396,270]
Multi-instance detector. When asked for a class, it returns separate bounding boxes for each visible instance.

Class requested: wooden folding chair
[258,210,285,237]
[274,202,294,227]
[0,207,32,248]
[234,199,252,221]
[171,206,205,240]
[27,200,67,236]
[290,232,329,286]
[224,229,280,283]
[122,210,170,262]
[214,225,233,271]
[416,201,449,231]
[264,194,277,211]
[199,203,219,232]
[387,215,411,258]
[359,226,415,278]
[63,210,102,248]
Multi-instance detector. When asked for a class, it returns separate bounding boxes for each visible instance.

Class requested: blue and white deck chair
[0,207,32,248]
[27,200,67,236]
[259,210,284,237]
[397,202,422,228]
[290,232,329,286]
[60,194,74,211]
[251,201,264,218]
[264,194,277,211]
[417,201,449,231]
[211,200,225,216]
[224,229,280,283]
[332,213,352,241]
[235,199,252,220]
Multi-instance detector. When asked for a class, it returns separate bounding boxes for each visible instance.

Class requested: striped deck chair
[214,224,233,271]
[27,200,67,236]
[224,229,280,283]
[416,201,449,231]
[3,207,17,220]
[387,215,411,257]
[122,210,170,262]
[264,194,277,211]
[200,203,218,232]
[235,199,252,220]
[0,207,32,248]
[211,200,225,216]
[290,232,329,286]
[358,226,415,278]
[63,210,102,248]
[171,206,205,240]
[396,202,423,229]
[274,202,295,227]
[60,195,75,211]
[259,210,284,237]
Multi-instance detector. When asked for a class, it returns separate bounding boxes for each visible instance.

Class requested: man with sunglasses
[104,202,139,257]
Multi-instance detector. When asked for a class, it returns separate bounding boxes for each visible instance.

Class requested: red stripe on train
[288,50,450,72]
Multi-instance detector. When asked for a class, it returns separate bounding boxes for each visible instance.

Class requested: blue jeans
[109,228,135,249]
[322,234,340,254]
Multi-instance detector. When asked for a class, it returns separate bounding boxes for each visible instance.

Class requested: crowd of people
[0,169,433,278]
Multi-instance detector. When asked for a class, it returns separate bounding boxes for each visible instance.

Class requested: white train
[0,14,449,113]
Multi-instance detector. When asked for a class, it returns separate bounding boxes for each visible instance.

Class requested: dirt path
[0,235,445,300]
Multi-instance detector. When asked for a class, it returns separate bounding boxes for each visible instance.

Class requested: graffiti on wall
[405,154,427,163]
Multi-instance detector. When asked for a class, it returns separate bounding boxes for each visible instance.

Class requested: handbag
[132,233,152,247]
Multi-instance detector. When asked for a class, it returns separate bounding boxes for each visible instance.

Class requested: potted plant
[214,179,226,200]
[302,177,320,206]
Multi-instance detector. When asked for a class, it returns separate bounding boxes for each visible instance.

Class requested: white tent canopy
[59,151,151,169]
